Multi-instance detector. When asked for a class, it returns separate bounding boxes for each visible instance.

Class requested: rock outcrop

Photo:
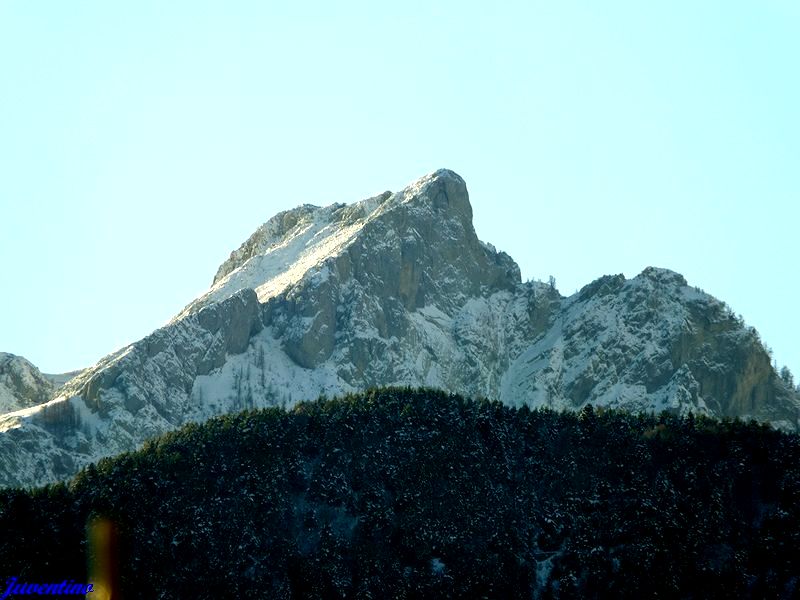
[0,353,56,413]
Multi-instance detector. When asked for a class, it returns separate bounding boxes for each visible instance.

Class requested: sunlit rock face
[1,169,797,488]
[0,353,56,413]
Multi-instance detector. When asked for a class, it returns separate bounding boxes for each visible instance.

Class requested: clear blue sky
[1,1,798,379]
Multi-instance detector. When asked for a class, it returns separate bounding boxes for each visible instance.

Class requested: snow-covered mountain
[0,353,80,414]
[1,169,798,488]
[0,353,54,414]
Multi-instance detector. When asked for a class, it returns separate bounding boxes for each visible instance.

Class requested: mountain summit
[178,169,518,322]
[1,169,798,487]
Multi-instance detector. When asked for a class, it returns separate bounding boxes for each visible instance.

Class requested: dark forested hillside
[1,387,798,598]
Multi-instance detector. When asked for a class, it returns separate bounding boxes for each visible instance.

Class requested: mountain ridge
[1,168,798,488]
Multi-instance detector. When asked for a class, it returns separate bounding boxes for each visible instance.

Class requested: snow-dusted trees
[779,365,794,389]
[2,388,799,597]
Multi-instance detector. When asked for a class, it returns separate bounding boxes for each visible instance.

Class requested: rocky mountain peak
[0,353,53,413]
[395,168,473,224]
[636,266,688,287]
[210,169,466,290]
[179,169,518,320]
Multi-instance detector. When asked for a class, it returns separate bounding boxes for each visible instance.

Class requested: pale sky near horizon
[1,1,798,380]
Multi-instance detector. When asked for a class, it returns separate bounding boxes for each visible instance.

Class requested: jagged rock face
[0,290,263,486]
[212,204,327,285]
[0,353,55,413]
[1,169,798,488]
[500,267,799,429]
[264,171,520,371]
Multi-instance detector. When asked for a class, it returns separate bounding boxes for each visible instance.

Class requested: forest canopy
[1,387,798,599]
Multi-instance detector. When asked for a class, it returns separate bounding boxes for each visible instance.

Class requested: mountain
[0,353,80,414]
[0,353,55,414]
[2,389,799,598]
[1,169,798,488]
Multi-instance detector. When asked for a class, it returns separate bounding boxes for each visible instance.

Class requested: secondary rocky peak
[0,353,55,413]
[636,266,688,287]
[577,274,626,301]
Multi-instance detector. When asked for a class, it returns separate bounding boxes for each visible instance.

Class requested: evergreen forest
[1,388,798,598]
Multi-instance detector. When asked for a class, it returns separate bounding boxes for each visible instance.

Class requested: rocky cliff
[1,169,797,487]
[0,353,56,413]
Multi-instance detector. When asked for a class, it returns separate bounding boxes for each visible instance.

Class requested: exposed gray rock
[0,353,55,413]
[0,289,263,487]
[213,204,322,285]
[503,268,800,428]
